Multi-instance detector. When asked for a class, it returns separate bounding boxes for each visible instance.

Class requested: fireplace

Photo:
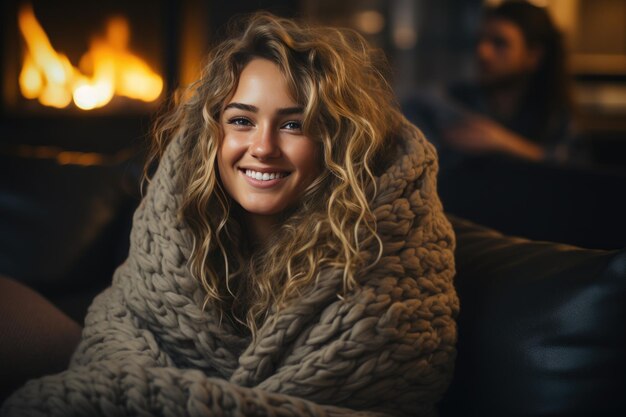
[0,0,189,305]
[0,0,184,153]
[10,3,164,112]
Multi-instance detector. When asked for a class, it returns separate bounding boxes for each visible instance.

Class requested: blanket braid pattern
[1,119,458,417]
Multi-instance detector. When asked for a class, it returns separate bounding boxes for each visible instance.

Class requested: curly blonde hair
[147,12,404,334]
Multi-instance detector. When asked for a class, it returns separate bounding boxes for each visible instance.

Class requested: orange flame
[18,4,163,110]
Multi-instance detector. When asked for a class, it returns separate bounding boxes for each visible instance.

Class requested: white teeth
[244,169,286,181]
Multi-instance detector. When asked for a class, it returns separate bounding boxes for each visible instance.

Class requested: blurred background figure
[444,1,576,162]
[403,0,579,163]
[396,0,626,250]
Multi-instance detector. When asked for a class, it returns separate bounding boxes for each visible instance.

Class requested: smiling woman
[218,58,321,237]
[2,12,458,417]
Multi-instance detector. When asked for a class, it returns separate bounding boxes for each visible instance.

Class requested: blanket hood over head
[2,119,458,417]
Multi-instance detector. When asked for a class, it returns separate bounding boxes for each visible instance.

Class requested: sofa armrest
[440,216,626,416]
[0,276,82,403]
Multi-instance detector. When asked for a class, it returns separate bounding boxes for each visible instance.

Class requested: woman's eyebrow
[224,102,258,112]
[277,106,304,116]
[223,103,303,116]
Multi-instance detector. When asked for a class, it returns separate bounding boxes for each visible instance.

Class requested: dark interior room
[1,0,625,416]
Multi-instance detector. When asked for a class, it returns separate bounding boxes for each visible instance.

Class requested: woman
[2,13,457,417]
[443,1,576,161]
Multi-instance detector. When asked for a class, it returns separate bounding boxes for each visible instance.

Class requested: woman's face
[218,58,320,218]
[476,18,540,86]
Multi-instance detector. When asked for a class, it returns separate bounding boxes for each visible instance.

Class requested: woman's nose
[250,124,281,159]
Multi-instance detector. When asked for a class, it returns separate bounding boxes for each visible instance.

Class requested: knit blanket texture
[1,119,458,417]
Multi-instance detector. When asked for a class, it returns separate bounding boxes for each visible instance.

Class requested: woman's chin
[239,202,287,218]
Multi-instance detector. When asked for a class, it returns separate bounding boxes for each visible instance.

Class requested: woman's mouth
[242,169,290,181]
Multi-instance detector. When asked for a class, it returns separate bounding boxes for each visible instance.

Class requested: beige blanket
[2,119,458,417]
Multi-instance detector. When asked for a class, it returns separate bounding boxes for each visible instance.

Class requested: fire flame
[18,4,163,110]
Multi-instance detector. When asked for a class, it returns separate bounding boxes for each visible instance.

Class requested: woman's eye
[282,121,303,131]
[228,117,253,127]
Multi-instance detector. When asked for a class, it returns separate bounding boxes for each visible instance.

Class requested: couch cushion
[440,216,626,417]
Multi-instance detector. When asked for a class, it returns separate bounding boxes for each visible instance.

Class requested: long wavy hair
[147,12,404,334]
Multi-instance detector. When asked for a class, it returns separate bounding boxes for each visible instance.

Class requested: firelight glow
[17,3,163,110]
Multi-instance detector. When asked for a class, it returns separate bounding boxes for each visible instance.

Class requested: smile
[243,169,290,181]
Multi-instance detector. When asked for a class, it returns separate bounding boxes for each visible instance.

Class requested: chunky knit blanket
[2,119,458,417]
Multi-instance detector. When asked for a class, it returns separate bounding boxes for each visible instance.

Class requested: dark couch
[440,216,626,416]
[2,215,624,415]
[1,131,625,413]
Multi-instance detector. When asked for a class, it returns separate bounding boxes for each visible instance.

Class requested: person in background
[443,1,577,162]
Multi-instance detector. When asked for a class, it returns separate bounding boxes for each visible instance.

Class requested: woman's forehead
[226,59,302,111]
